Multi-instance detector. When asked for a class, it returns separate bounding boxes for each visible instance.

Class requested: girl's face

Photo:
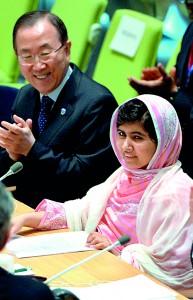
[116,122,157,169]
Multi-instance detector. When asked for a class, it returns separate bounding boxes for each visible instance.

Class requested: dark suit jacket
[172,22,193,178]
[0,267,54,300]
[173,22,193,127]
[0,64,119,207]
[0,86,18,123]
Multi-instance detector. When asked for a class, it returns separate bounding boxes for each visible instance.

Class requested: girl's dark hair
[117,98,157,143]
[13,10,68,51]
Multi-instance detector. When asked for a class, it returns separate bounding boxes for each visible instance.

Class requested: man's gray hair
[0,182,14,247]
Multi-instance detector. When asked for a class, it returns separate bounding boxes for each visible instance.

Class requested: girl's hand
[85,231,111,249]
[10,211,45,235]
[10,215,26,235]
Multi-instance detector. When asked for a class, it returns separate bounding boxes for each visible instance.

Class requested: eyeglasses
[177,0,193,4]
[17,44,65,65]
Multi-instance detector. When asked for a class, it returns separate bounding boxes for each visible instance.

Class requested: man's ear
[65,40,71,57]
[0,229,10,251]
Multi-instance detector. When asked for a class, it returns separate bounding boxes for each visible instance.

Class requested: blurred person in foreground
[0,11,119,208]
[128,0,193,178]
[11,94,193,290]
[0,181,55,300]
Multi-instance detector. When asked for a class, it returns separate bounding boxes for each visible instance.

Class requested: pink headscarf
[110,94,182,179]
[98,95,183,246]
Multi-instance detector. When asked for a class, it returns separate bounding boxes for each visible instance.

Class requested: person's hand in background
[128,63,178,99]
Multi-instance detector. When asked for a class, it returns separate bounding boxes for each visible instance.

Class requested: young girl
[11,94,193,290]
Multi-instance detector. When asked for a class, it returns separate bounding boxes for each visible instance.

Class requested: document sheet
[6,231,94,258]
[51,274,177,300]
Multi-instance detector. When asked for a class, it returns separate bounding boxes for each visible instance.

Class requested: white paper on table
[51,274,177,300]
[6,231,94,258]
[110,14,146,58]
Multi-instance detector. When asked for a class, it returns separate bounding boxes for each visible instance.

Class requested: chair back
[156,3,189,68]
[0,0,39,84]
[162,3,188,40]
[92,9,163,105]
[51,0,107,71]
[165,39,182,73]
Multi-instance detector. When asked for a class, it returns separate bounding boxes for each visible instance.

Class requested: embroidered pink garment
[37,94,180,246]
[35,94,193,289]
[36,93,181,244]
[36,170,152,247]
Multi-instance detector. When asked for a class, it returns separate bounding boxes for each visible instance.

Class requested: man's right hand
[0,115,35,161]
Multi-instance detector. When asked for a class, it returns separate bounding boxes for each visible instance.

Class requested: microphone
[44,235,130,284]
[0,162,23,181]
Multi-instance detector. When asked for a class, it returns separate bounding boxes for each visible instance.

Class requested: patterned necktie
[38,95,53,134]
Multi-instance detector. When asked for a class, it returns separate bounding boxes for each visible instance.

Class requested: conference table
[4,200,189,299]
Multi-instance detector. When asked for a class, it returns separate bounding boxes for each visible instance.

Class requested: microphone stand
[44,235,130,284]
[0,162,23,181]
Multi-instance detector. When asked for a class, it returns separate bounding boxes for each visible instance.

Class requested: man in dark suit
[127,2,193,178]
[0,11,119,208]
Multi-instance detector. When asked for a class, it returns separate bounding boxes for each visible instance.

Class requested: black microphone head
[118,235,130,246]
[10,162,23,174]
[52,288,80,300]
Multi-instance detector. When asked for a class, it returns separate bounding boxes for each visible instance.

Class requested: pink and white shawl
[110,94,193,289]
[36,94,193,289]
